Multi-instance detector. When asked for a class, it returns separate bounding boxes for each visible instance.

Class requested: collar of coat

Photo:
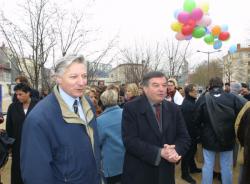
[53,86,94,125]
[99,105,120,116]
[53,86,95,151]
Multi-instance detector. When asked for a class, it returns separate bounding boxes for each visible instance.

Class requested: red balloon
[187,19,196,28]
[182,24,194,36]
[219,32,230,41]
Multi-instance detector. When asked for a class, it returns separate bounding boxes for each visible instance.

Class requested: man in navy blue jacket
[21,55,103,184]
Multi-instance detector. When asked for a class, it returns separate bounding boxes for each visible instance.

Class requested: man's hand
[160,144,181,163]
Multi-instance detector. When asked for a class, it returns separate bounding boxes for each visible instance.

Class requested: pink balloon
[197,15,212,27]
[177,11,190,24]
[175,32,186,41]
[190,8,203,21]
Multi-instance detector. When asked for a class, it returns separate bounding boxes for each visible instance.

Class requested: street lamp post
[197,49,222,79]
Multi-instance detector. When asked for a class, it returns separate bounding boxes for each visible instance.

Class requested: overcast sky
[1,0,250,67]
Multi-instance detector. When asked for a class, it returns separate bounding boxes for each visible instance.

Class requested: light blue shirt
[59,87,86,121]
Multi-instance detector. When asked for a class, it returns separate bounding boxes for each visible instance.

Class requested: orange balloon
[211,25,221,36]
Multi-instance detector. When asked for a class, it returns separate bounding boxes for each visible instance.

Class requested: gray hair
[230,82,242,94]
[100,89,118,107]
[54,54,86,76]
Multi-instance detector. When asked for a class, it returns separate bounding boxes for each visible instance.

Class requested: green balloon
[192,26,206,38]
[183,0,196,12]
[204,34,214,44]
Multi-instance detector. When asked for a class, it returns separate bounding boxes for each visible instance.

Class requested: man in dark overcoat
[122,71,190,184]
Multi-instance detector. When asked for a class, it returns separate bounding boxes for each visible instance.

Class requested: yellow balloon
[208,41,214,45]
[198,1,209,13]
[171,22,182,32]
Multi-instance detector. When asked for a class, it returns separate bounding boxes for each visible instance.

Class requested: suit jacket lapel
[140,96,161,139]
[162,100,170,133]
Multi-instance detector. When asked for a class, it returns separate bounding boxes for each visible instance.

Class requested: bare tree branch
[119,42,164,84]
[0,0,56,89]
[163,39,191,79]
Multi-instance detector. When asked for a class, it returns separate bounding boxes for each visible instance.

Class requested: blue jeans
[202,148,233,184]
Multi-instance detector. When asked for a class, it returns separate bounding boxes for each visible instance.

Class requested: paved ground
[1,157,240,184]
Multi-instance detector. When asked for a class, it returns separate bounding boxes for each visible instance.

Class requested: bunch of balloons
[171,0,230,50]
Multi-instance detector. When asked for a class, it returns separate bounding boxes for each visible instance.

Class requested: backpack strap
[205,92,236,146]
[205,93,221,138]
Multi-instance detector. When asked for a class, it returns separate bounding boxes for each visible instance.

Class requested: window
[0,70,10,82]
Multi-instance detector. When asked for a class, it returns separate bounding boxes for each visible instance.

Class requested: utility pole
[197,49,222,79]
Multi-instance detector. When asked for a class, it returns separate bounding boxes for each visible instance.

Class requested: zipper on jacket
[64,177,68,183]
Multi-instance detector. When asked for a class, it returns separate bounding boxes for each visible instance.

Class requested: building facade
[108,63,146,84]
[0,44,13,112]
[178,58,189,87]
[222,44,250,84]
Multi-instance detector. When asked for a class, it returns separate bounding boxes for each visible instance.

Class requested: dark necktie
[73,100,78,114]
[154,104,161,123]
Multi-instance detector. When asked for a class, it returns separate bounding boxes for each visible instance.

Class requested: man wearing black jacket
[194,77,243,184]
[181,84,201,184]
[122,71,190,184]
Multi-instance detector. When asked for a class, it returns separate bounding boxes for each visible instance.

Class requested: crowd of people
[0,54,250,184]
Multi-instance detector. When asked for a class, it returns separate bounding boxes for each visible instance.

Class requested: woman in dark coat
[6,83,38,184]
[181,84,201,183]
[0,112,4,184]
